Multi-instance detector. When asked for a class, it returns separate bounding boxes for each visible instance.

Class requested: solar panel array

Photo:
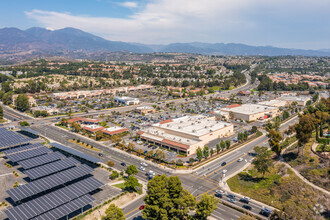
[5,177,103,220]
[7,164,93,202]
[24,157,80,180]
[50,142,101,163]
[19,127,41,136]
[3,133,102,219]
[18,151,66,170]
[6,147,52,162]
[0,128,32,149]
[2,143,43,155]
[31,195,95,220]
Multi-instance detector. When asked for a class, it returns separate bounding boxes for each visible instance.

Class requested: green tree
[282,111,290,120]
[102,204,125,220]
[203,145,209,158]
[110,170,119,180]
[107,160,115,167]
[196,147,203,162]
[127,142,135,152]
[225,140,231,149]
[216,144,221,154]
[95,130,103,140]
[124,175,140,191]
[268,129,283,157]
[71,122,81,132]
[295,114,315,156]
[2,92,13,105]
[15,94,30,112]
[210,148,214,156]
[220,140,226,150]
[143,175,196,220]
[251,126,258,133]
[146,150,154,159]
[0,105,3,119]
[252,146,273,178]
[125,164,138,176]
[20,121,30,127]
[195,193,219,219]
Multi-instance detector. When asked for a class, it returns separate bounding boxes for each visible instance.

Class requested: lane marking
[188,174,218,186]
[206,139,268,178]
[124,207,140,217]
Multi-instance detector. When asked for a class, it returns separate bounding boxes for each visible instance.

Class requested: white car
[139,166,145,171]
[141,162,148,167]
[216,190,224,194]
[237,158,243,162]
[243,196,251,201]
[222,169,227,173]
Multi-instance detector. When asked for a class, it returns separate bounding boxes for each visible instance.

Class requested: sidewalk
[281,141,330,195]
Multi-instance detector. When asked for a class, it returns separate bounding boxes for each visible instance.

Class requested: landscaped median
[227,163,329,219]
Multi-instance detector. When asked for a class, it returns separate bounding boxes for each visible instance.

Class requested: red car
[139,205,145,210]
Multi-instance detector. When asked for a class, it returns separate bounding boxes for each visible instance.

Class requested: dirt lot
[83,192,138,220]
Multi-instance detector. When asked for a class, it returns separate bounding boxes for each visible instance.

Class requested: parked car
[227,194,235,199]
[215,193,223,198]
[121,162,126,166]
[260,207,272,217]
[239,198,249,204]
[141,162,148,167]
[242,205,252,210]
[139,166,145,171]
[227,198,236,204]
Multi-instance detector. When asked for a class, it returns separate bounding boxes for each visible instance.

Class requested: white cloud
[120,1,138,8]
[24,0,330,48]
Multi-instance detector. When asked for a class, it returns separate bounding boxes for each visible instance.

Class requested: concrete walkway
[281,141,330,195]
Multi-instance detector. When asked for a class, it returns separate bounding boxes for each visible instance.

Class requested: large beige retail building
[137,115,234,156]
[221,104,279,122]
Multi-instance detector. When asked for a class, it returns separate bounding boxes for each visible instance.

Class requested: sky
[1,0,330,50]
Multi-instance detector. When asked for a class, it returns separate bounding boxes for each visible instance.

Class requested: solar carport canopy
[2,143,44,155]
[18,151,66,170]
[0,128,32,149]
[6,147,52,162]
[24,157,80,180]
[31,194,95,220]
[5,177,103,220]
[50,142,101,163]
[7,164,93,202]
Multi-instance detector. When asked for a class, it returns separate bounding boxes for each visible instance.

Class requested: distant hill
[0,27,329,57]
[0,27,152,53]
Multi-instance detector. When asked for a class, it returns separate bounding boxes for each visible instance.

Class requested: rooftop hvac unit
[192,129,196,133]
[205,126,208,128]
[191,123,194,125]
[178,126,182,129]
[167,124,170,127]
[180,121,183,123]
[209,129,213,132]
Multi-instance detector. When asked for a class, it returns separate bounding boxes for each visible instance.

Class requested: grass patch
[112,183,125,189]
[227,164,329,219]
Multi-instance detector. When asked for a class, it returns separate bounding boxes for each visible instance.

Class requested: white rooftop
[104,126,125,132]
[259,100,286,106]
[142,127,199,145]
[83,124,102,129]
[276,96,310,102]
[221,104,278,115]
[153,115,232,137]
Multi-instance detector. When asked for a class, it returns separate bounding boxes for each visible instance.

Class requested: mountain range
[0,27,329,57]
